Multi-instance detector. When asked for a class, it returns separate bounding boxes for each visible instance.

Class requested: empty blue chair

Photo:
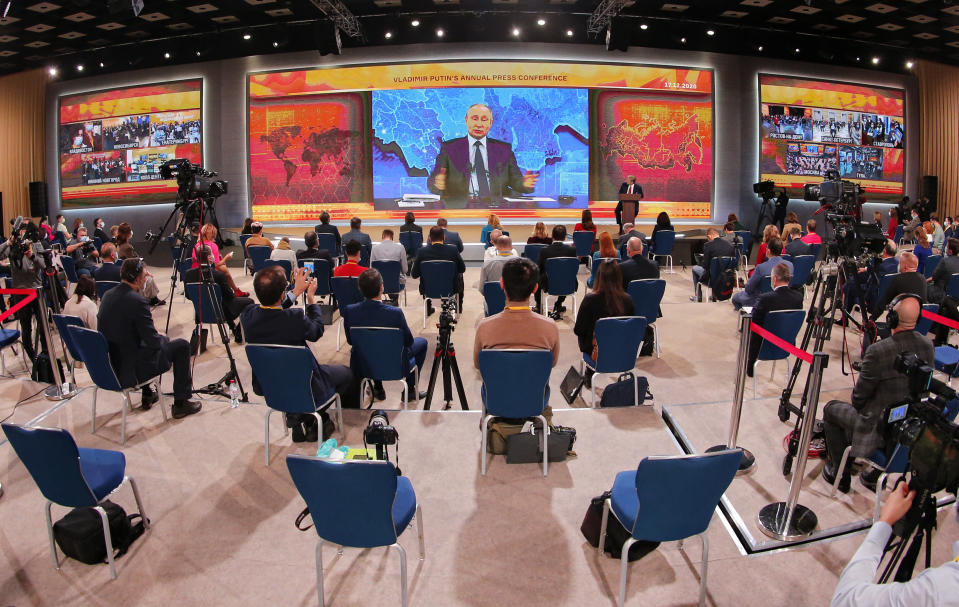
[482,281,506,317]
[734,231,752,268]
[759,274,773,294]
[572,231,595,266]
[177,259,194,301]
[947,273,959,299]
[185,282,226,341]
[246,344,343,466]
[789,255,816,289]
[752,309,805,397]
[924,254,942,280]
[704,256,738,302]
[478,349,553,476]
[544,256,579,320]
[598,449,742,607]
[66,325,168,444]
[239,234,253,274]
[297,258,332,298]
[808,242,823,260]
[286,455,424,607]
[627,279,666,358]
[1,423,150,580]
[316,232,341,260]
[0,325,23,377]
[582,316,647,407]
[935,345,959,386]
[916,303,940,337]
[96,280,120,300]
[53,231,68,250]
[587,257,619,289]
[876,271,899,305]
[523,243,545,265]
[248,245,272,273]
[399,230,422,257]
[331,277,362,351]
[893,224,905,245]
[350,327,419,408]
[52,314,85,384]
[263,259,292,282]
[60,255,79,288]
[650,230,676,274]
[372,259,406,306]
[419,260,457,330]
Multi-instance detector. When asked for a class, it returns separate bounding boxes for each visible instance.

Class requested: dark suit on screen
[747,286,804,375]
[427,136,532,208]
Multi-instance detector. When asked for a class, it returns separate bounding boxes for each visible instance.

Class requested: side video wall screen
[58,79,203,208]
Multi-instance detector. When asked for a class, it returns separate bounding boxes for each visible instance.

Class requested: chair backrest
[52,314,85,361]
[297,258,332,296]
[66,325,123,391]
[248,246,272,272]
[53,232,68,249]
[263,259,292,282]
[877,272,899,303]
[652,230,675,255]
[1,423,100,508]
[350,327,407,381]
[372,259,402,295]
[572,231,594,257]
[923,254,942,280]
[239,234,253,258]
[588,257,619,287]
[894,224,904,243]
[286,455,401,548]
[709,256,737,279]
[756,309,805,362]
[478,349,553,418]
[331,276,362,308]
[628,449,742,541]
[245,345,323,413]
[734,231,751,254]
[59,255,79,283]
[594,316,647,372]
[359,245,371,268]
[916,303,940,336]
[946,273,959,299]
[808,243,822,260]
[399,231,422,255]
[185,282,225,323]
[482,281,506,317]
[96,280,120,300]
[789,255,816,288]
[177,258,194,284]
[420,260,457,299]
[523,243,545,264]
[316,232,340,257]
[627,279,666,324]
[544,257,578,296]
[759,275,772,294]
[779,254,793,265]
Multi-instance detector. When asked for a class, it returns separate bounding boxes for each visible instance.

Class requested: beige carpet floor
[0,260,957,606]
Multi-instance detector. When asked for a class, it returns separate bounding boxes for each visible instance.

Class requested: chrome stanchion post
[37,286,76,401]
[706,310,755,474]
[758,351,828,541]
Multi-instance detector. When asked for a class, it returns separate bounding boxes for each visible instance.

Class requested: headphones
[121,257,144,283]
[886,293,923,330]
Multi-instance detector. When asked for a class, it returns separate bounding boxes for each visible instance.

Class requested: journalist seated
[185,245,254,343]
[98,258,201,419]
[821,295,932,493]
[65,226,100,276]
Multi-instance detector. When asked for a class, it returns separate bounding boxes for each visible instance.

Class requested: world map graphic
[601,114,704,172]
[259,125,361,187]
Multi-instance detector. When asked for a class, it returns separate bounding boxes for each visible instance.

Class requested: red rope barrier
[749,322,813,364]
[0,289,38,324]
[921,308,959,331]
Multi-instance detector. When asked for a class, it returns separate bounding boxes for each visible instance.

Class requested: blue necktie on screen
[474,140,491,197]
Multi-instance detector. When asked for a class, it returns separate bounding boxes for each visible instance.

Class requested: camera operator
[0,220,48,362]
[831,482,959,606]
[65,226,100,277]
[926,238,959,346]
[822,295,933,492]
[185,245,254,344]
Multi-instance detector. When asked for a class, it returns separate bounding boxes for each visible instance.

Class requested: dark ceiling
[0,1,955,80]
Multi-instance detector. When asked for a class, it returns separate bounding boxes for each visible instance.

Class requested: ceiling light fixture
[243,33,251,40]
[537,18,546,26]
[411,19,420,27]
[196,51,201,57]
[794,48,800,53]
[758,45,763,51]
[99,61,104,67]
[76,64,83,72]
[385,31,392,39]
[872,56,880,64]
[906,60,914,69]
[680,37,686,43]
[436,28,444,38]
[48,66,57,76]
[706,29,715,36]
[640,24,648,30]
[566,29,574,37]
[512,28,520,37]
[164,52,171,59]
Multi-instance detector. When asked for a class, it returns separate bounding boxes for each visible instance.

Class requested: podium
[618,193,642,226]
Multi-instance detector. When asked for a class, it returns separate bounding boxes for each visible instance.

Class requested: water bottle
[229,380,239,409]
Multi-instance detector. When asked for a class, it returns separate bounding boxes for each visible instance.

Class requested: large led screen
[248,62,713,222]
[58,79,203,208]
[759,74,904,200]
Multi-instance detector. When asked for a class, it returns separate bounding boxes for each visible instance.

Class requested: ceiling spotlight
[906,60,914,69]
[76,64,83,72]
[436,28,444,38]
[164,52,171,59]
[706,29,715,36]
[640,24,648,30]
[872,56,880,64]
[411,19,420,27]
[855,56,861,61]
[385,31,392,39]
[794,48,800,53]
[272,41,278,47]
[566,29,574,37]
[243,33,251,40]
[196,51,201,57]
[537,18,546,26]
[512,27,520,37]
[48,66,57,76]
[99,61,104,68]
[758,45,763,51]
[681,37,686,43]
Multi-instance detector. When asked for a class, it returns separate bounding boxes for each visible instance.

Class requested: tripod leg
[442,353,453,409]
[422,346,443,411]
[447,346,469,410]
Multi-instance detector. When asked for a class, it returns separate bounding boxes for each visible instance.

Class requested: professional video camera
[8,216,53,267]
[803,169,862,215]
[159,158,228,202]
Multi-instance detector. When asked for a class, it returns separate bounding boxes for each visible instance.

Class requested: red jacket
[333,261,367,278]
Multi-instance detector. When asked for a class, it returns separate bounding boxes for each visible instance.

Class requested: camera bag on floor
[31,351,64,384]
[599,373,653,407]
[189,327,208,355]
[505,424,576,463]
[486,407,554,454]
[52,500,146,565]
[580,491,660,562]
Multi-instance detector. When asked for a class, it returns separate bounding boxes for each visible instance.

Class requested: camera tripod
[879,482,939,583]
[423,298,468,411]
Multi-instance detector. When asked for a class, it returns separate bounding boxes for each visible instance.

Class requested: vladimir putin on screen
[427,103,539,208]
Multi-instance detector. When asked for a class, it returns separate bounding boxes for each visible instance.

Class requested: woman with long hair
[886,208,899,240]
[480,213,503,247]
[527,221,552,244]
[114,222,132,248]
[913,227,933,273]
[650,211,673,252]
[783,212,801,238]
[574,261,634,380]
[192,223,247,296]
[755,224,780,266]
[575,209,597,235]
[588,232,620,288]
[400,211,422,234]
[240,217,254,235]
[71,217,84,239]
[63,274,98,329]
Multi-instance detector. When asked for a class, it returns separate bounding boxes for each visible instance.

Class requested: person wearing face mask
[92,217,109,244]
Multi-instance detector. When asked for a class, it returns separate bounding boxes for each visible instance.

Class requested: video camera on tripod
[159,158,228,202]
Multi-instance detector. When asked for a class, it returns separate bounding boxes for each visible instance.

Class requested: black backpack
[710,267,736,301]
[52,501,146,565]
[580,491,660,561]
[599,373,653,407]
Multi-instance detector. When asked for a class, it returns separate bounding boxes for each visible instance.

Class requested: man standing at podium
[428,103,538,209]
[616,175,644,233]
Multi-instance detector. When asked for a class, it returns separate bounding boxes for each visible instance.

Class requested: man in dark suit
[617,223,647,249]
[97,258,201,419]
[427,103,538,208]
[343,268,428,404]
[411,226,466,315]
[615,175,644,233]
[874,251,926,315]
[822,295,932,492]
[733,238,793,310]
[747,263,804,376]
[242,266,355,439]
[341,216,372,250]
[93,217,110,245]
[844,240,897,313]
[295,231,334,285]
[619,237,660,286]
[536,224,577,316]
[435,218,464,253]
[773,190,790,231]
[691,228,735,302]
[313,211,341,254]
[184,246,254,343]
[93,242,122,282]
[784,227,810,257]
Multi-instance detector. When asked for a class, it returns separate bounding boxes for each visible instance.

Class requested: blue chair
[752,309,805,398]
[52,314,85,384]
[946,273,959,299]
[627,279,666,358]
[916,303,940,337]
[779,254,793,265]
[572,231,595,266]
[581,316,648,407]
[759,275,773,294]
[598,449,742,607]
[587,257,619,289]
[0,325,23,377]
[263,259,292,282]
[876,271,899,305]
[248,246,272,273]
[372,259,406,306]
[350,327,419,408]
[650,230,676,274]
[478,349,553,476]
[399,230,422,257]
[419,260,457,330]
[96,280,120,300]
[245,344,343,466]
[893,224,905,245]
[482,281,506,317]
[808,243,823,260]
[523,243,545,265]
[704,256,738,302]
[934,345,959,386]
[53,231,68,250]
[734,231,752,267]
[185,282,226,341]
[316,232,341,261]
[60,255,80,289]
[239,234,253,275]
[177,259,194,301]
[359,245,372,269]
[1,423,151,580]
[544,257,579,320]
[66,325,167,445]
[789,255,816,289]
[331,277,362,351]
[286,455,424,607]
[297,258,332,299]
[924,254,942,280]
